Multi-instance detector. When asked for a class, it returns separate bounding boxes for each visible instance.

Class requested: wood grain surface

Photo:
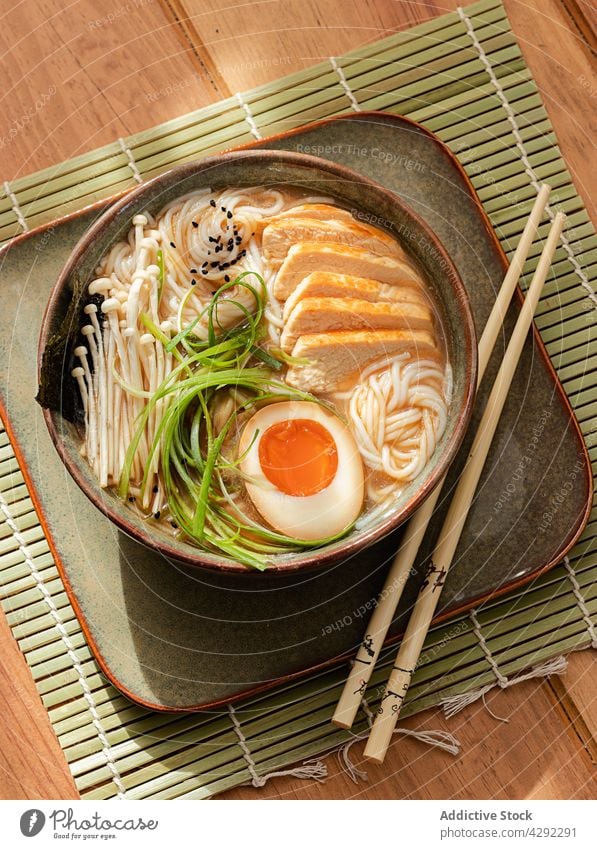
[0,0,595,801]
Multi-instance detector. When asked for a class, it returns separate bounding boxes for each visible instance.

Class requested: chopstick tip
[363,749,386,765]
[330,717,352,730]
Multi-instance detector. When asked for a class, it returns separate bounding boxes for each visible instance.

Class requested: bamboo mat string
[360,697,376,728]
[117,138,143,185]
[3,181,28,232]
[468,608,510,722]
[441,655,568,718]
[234,92,263,140]
[468,608,509,688]
[457,5,597,307]
[337,696,461,784]
[329,56,362,112]
[562,557,597,648]
[0,487,127,799]
[227,704,328,787]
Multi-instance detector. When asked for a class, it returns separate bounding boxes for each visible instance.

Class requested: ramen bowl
[38,150,477,575]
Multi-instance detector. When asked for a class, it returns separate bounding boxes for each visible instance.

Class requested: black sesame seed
[201,269,208,275]
[192,221,198,228]
[191,279,197,286]
[128,496,135,503]
[171,521,179,529]
[154,511,161,520]
[235,236,242,245]
[221,206,226,212]
[224,275,230,282]
[211,261,219,268]
[152,485,159,493]
[170,241,176,248]
[226,211,232,219]
[190,268,197,273]
[202,261,208,267]
[210,199,216,208]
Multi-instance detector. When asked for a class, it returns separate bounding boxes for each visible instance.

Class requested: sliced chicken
[274,243,422,300]
[285,330,441,393]
[262,217,404,262]
[260,203,356,227]
[280,297,434,352]
[283,271,428,320]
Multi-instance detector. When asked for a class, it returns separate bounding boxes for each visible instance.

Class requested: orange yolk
[258,418,338,497]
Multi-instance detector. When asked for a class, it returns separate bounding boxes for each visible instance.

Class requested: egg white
[238,401,364,540]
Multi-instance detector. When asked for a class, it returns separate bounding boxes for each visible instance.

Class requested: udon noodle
[70,185,451,566]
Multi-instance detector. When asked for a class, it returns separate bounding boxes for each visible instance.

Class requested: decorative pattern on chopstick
[363,212,566,763]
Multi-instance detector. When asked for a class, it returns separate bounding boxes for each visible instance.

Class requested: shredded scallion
[118,272,350,568]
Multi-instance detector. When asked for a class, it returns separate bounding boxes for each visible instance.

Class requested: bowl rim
[38,147,478,574]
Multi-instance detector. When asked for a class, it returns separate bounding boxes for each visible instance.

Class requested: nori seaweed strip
[36,274,104,423]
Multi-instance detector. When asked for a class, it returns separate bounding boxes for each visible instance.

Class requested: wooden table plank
[163,0,439,95]
[0,0,219,181]
[551,652,597,764]
[172,0,596,217]
[0,0,594,801]
[501,0,596,219]
[221,679,596,799]
[0,610,77,799]
[561,0,597,52]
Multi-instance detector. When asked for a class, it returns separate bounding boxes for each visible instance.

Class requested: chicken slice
[280,297,434,352]
[274,242,422,300]
[285,329,440,393]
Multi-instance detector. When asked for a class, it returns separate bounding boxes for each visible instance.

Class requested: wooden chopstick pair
[331,185,565,764]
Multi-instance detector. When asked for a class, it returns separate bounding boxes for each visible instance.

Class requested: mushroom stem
[84,305,109,488]
[80,326,101,473]
[105,325,116,483]
[133,214,147,264]
[71,367,89,458]
[139,333,158,508]
[74,345,97,466]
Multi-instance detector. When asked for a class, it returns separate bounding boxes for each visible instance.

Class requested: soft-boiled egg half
[238,401,364,540]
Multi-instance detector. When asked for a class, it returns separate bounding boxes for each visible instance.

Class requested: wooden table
[0,0,595,801]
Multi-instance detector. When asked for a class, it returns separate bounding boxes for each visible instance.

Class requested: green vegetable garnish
[119,272,352,568]
[250,345,283,370]
[156,248,165,303]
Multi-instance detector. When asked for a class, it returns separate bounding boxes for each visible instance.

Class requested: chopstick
[332,184,552,731]
[363,210,566,763]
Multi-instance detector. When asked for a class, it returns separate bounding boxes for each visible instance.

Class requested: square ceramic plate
[0,113,590,711]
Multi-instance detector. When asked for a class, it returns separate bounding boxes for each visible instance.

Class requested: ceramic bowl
[38,149,477,574]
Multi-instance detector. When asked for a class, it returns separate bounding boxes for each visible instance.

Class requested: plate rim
[0,110,592,712]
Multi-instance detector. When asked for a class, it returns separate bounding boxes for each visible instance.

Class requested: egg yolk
[258,418,338,497]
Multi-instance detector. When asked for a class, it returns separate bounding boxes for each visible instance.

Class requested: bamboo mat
[0,0,595,799]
